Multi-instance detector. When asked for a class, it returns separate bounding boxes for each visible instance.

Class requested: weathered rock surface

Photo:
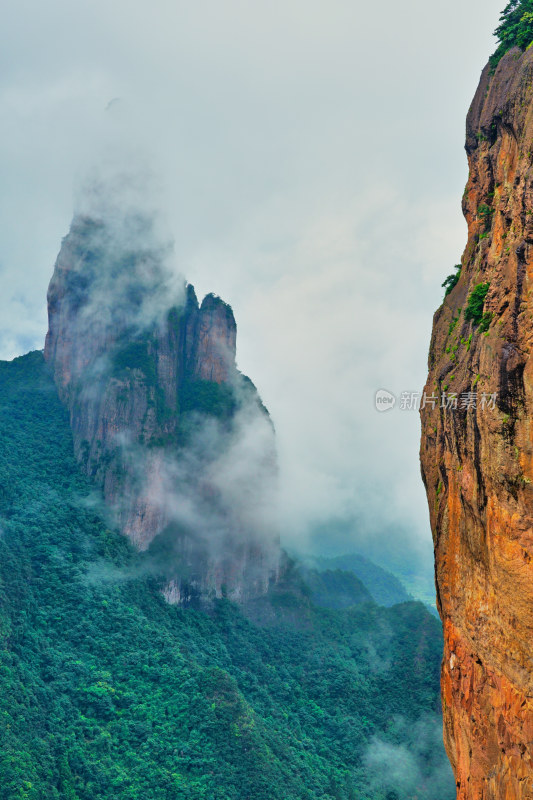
[44,214,279,603]
[420,47,533,799]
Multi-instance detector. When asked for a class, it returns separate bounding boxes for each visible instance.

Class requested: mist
[82,395,279,600]
[0,0,506,600]
[118,393,280,600]
[44,181,281,601]
[363,715,455,799]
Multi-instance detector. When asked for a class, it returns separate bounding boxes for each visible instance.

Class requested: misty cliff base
[0,351,453,799]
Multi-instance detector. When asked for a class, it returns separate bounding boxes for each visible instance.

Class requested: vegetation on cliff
[112,338,158,386]
[491,0,533,67]
[464,282,491,330]
[442,265,462,299]
[179,378,237,419]
[0,351,453,799]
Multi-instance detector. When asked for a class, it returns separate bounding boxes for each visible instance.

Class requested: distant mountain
[303,518,437,607]
[299,566,373,609]
[301,553,412,607]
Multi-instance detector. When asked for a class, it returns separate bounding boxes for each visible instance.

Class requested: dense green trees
[0,352,453,799]
[492,0,533,67]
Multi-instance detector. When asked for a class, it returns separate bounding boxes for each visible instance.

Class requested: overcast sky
[0,0,505,597]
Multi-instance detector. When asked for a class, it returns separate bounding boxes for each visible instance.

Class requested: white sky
[0,0,505,593]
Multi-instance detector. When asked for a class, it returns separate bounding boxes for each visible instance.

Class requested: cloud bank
[0,0,505,598]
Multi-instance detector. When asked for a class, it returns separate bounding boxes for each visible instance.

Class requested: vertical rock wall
[421,48,533,798]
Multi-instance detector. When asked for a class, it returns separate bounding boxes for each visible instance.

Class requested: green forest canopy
[492,0,533,67]
[0,352,454,800]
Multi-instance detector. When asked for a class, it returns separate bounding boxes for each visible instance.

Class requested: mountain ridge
[302,553,412,608]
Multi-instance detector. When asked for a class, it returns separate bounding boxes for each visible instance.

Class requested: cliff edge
[421,47,533,798]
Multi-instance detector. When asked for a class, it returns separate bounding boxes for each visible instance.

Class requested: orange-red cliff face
[420,48,533,799]
[44,215,279,603]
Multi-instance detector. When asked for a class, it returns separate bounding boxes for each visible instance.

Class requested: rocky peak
[181,286,237,384]
[44,213,280,604]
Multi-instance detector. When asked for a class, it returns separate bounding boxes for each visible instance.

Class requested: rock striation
[44,214,279,603]
[421,47,533,799]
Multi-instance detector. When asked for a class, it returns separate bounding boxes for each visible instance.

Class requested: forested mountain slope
[0,352,453,799]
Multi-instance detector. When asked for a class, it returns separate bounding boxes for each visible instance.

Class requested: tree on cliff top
[492,0,533,67]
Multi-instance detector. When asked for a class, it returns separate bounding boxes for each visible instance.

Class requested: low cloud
[363,715,455,799]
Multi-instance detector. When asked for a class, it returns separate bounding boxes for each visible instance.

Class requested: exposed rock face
[44,214,279,603]
[420,48,533,799]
